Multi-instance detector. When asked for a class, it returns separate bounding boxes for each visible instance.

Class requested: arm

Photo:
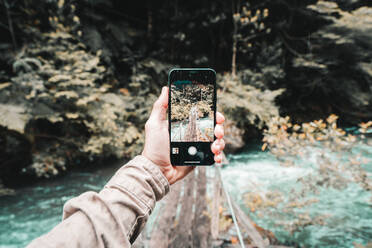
[27,155,169,248]
[27,86,225,247]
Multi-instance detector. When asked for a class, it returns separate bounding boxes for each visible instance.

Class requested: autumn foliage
[248,115,372,233]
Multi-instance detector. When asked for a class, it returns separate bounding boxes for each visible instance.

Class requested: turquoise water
[0,166,118,248]
[0,143,371,247]
[221,143,372,247]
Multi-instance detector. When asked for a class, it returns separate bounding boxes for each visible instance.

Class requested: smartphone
[168,68,216,166]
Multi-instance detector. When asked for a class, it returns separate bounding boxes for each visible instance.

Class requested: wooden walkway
[142,103,292,247]
[133,157,293,248]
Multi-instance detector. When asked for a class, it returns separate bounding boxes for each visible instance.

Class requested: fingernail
[215,154,222,163]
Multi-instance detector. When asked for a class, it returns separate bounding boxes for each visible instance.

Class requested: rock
[0,126,31,186]
[0,104,29,133]
[217,73,285,152]
[223,120,245,153]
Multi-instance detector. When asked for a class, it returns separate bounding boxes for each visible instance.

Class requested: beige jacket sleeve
[27,155,170,248]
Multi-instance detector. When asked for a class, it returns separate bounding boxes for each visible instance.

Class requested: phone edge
[168,68,217,166]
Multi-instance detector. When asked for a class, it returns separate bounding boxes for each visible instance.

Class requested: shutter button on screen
[188,146,197,156]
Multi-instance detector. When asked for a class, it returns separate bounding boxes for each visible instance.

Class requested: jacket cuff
[127,155,170,199]
[104,155,170,211]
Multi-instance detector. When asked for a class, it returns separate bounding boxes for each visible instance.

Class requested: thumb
[150,86,168,121]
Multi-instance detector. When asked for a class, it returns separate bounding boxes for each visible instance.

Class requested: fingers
[215,113,224,139]
[150,87,169,121]
[211,141,220,154]
[212,138,225,154]
[171,166,195,184]
[213,113,225,164]
[214,154,222,163]
[214,124,224,139]
[216,138,225,150]
[216,112,225,124]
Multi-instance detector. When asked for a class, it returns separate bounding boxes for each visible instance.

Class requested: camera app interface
[170,80,214,142]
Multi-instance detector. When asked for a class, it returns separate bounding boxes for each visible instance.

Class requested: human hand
[142,86,225,185]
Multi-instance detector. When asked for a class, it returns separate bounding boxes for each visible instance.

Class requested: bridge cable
[216,165,246,248]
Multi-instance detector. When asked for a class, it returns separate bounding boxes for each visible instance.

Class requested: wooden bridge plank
[231,199,267,248]
[148,152,273,248]
[211,165,222,240]
[169,171,196,248]
[149,180,182,248]
[192,167,210,248]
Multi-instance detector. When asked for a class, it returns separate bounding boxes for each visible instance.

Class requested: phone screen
[168,68,216,165]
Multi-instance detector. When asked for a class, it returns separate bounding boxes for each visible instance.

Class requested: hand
[142,86,225,185]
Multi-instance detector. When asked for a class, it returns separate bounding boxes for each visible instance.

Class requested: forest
[0,0,371,247]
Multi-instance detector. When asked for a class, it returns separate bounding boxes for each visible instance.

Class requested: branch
[2,0,17,50]
[279,31,305,57]
[0,21,10,30]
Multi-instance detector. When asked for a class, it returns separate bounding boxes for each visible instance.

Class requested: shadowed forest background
[0,0,371,247]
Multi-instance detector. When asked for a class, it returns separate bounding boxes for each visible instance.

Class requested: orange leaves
[359,121,372,134]
[359,121,372,129]
[262,113,372,196]
[313,119,326,129]
[346,134,356,143]
[261,143,268,151]
[258,114,372,236]
[233,13,241,22]
[219,206,223,214]
[327,114,338,124]
[244,192,264,212]
[262,114,367,171]
[262,114,358,154]
[119,88,129,95]
[231,236,238,244]
[250,15,258,23]
[293,124,301,131]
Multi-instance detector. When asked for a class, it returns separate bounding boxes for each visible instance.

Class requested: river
[0,143,371,247]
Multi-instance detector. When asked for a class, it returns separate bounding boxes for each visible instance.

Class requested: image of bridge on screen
[170,80,214,142]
